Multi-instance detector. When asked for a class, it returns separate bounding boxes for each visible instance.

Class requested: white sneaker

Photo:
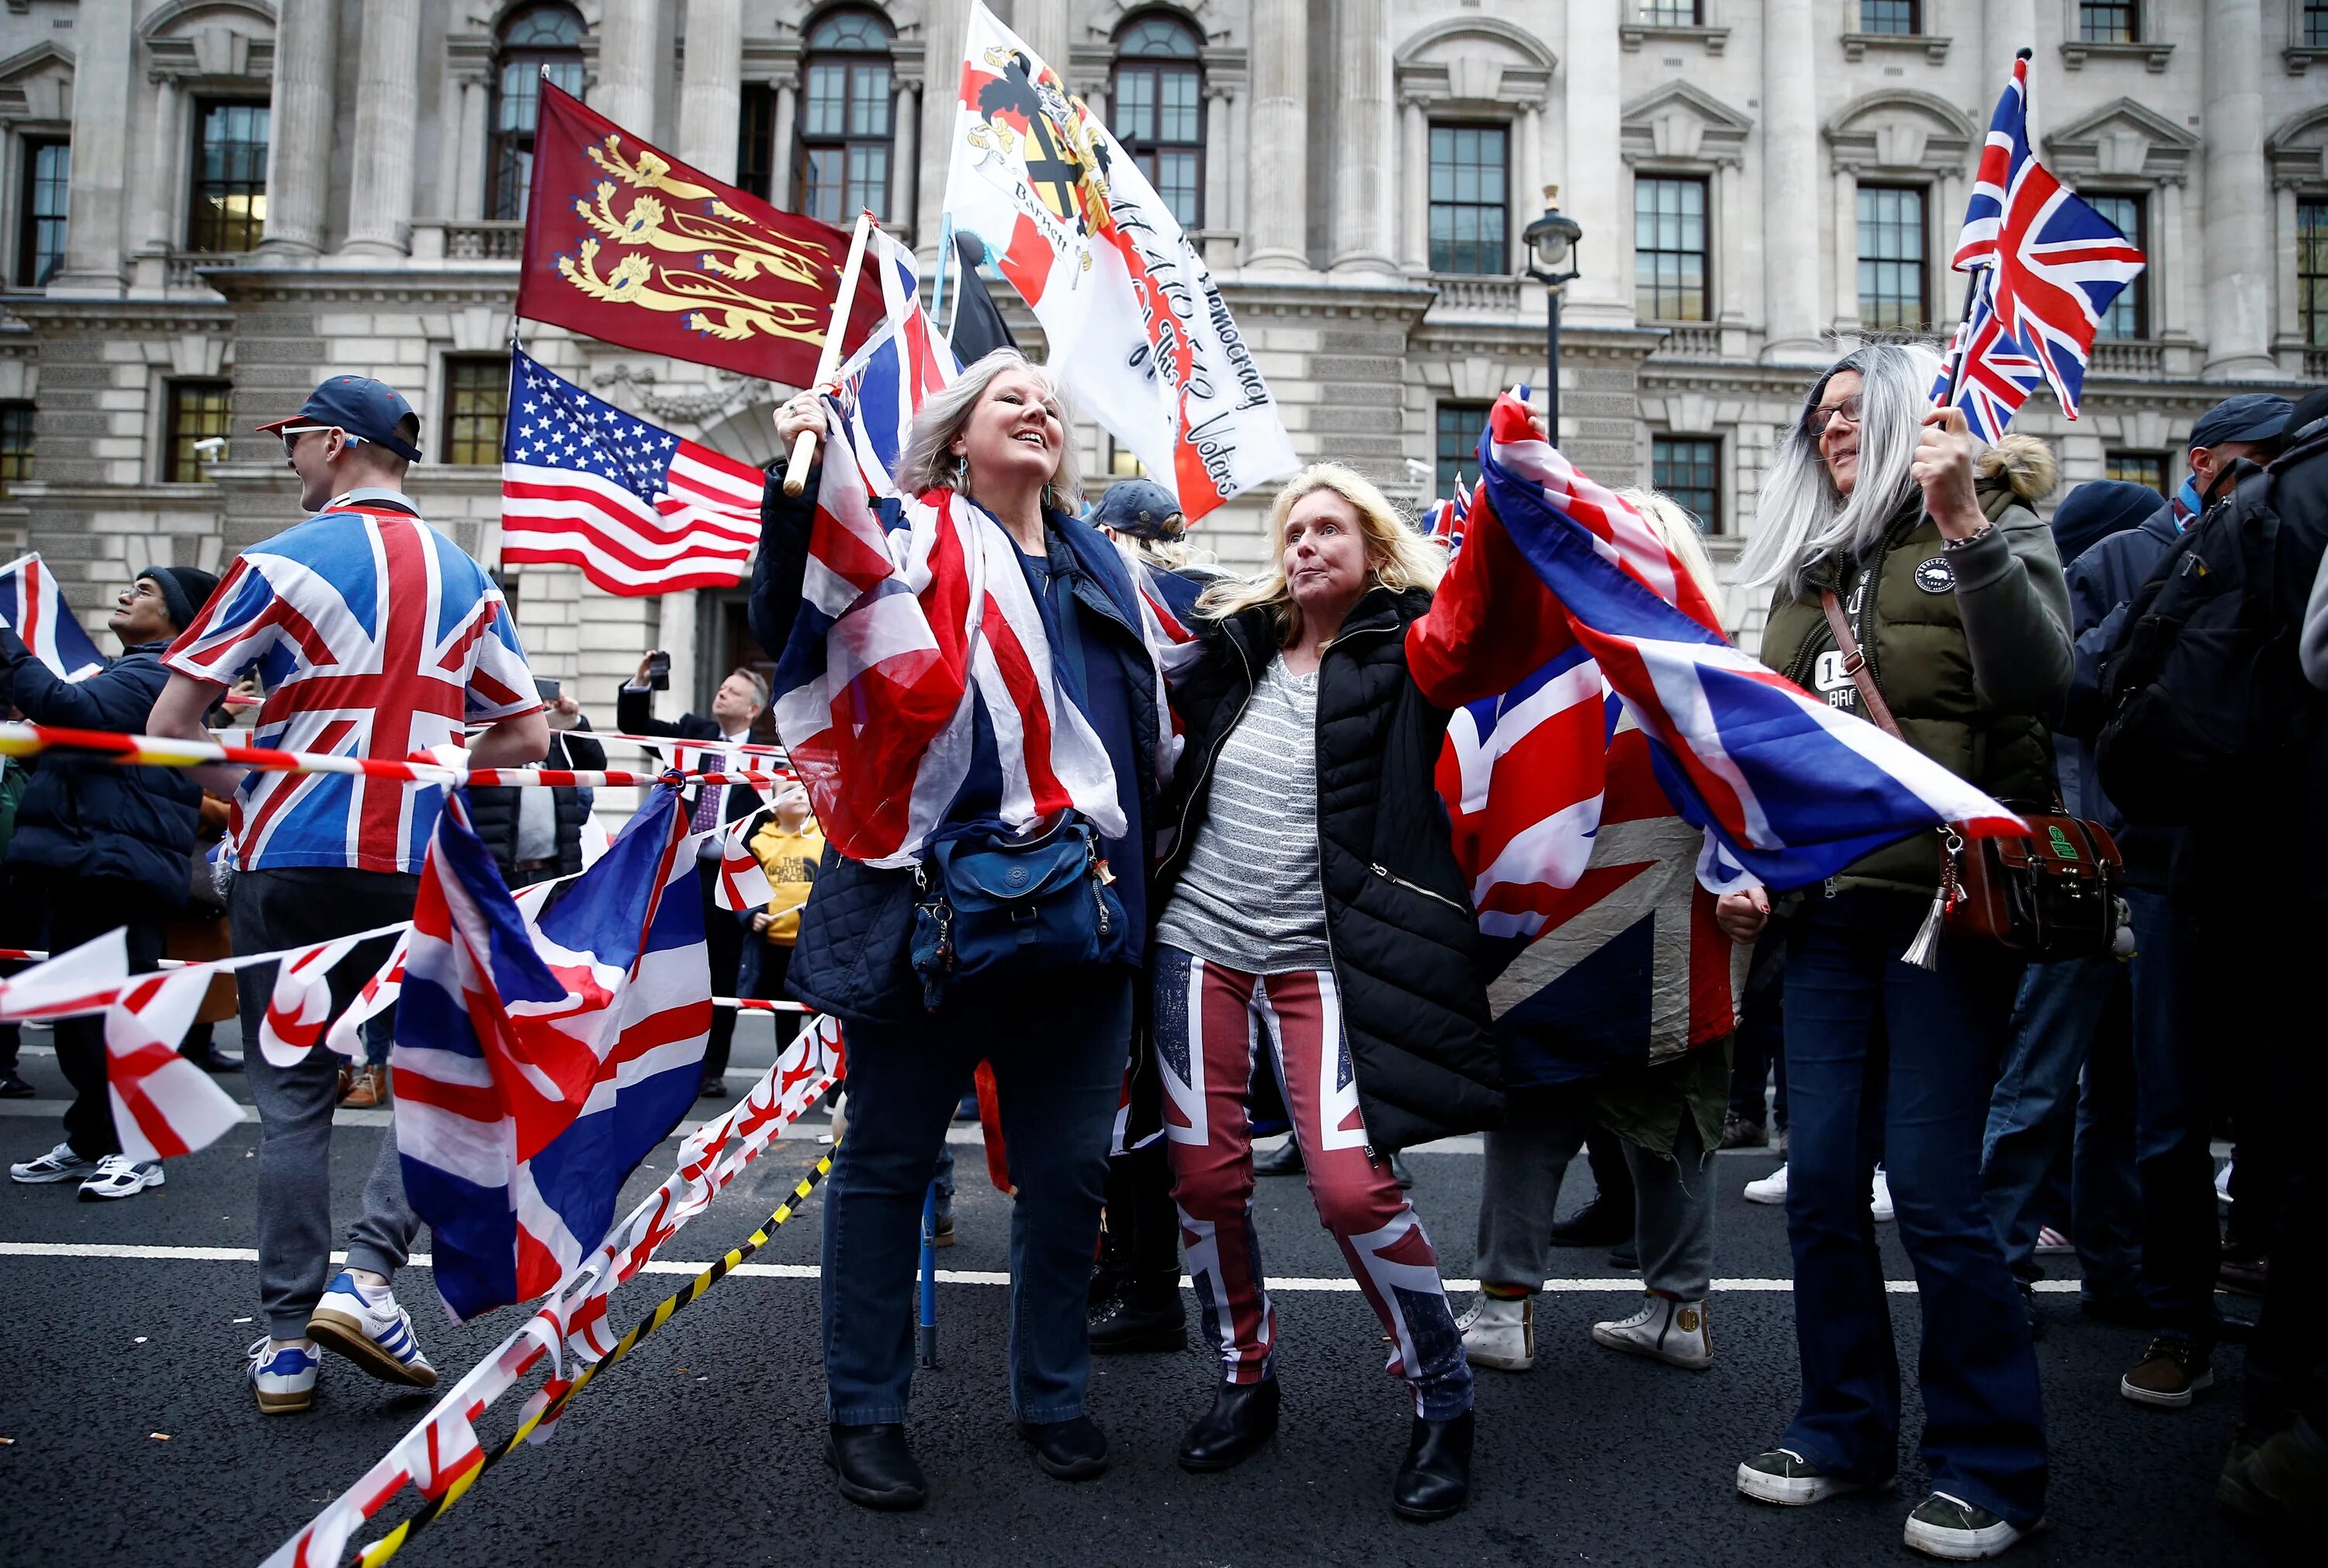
[77,1154,165,1200]
[1592,1293,1713,1370]
[1904,1490,2031,1559]
[2215,1159,2233,1212]
[1743,1163,1789,1204]
[1871,1166,1896,1223]
[2033,1225,2072,1256]
[1457,1293,1534,1372]
[306,1272,438,1388]
[246,1336,320,1414]
[10,1141,98,1184]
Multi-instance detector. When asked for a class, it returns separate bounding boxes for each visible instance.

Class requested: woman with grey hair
[1730,343,2066,1560]
[751,350,1169,1511]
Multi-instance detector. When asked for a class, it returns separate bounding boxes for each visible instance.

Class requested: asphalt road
[0,1014,2292,1568]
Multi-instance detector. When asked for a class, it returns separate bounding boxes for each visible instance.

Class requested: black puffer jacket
[464,722,608,881]
[1159,587,1502,1151]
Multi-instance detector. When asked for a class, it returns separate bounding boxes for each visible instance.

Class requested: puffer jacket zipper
[1369,861,1469,913]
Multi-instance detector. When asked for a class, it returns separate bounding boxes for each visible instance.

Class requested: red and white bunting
[106,970,241,1162]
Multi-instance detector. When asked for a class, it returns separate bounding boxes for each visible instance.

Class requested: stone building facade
[1,0,2322,742]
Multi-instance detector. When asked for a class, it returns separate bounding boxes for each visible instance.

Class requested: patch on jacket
[1912,556,1956,594]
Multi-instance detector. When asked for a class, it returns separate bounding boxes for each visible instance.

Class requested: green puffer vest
[1759,479,2058,897]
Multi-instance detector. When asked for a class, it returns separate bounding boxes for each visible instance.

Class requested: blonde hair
[893,348,1084,513]
[1197,462,1445,642]
[1613,486,1724,617]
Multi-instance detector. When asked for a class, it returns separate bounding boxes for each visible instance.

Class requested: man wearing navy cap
[2170,391,2292,528]
[145,375,547,1416]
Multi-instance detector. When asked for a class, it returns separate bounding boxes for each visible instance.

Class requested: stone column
[1246,0,1308,271]
[1983,0,2039,130]
[1717,161,1748,324]
[2161,177,2190,341]
[1204,84,1233,234]
[1329,0,1397,274]
[1013,0,1072,71]
[678,0,745,180]
[889,83,920,236]
[1560,0,1627,323]
[56,0,134,289]
[2201,0,2274,378]
[918,0,969,249]
[1831,164,1861,334]
[1398,95,1428,272]
[1516,102,1544,247]
[1760,0,1825,361]
[594,0,662,137]
[341,0,421,256]
[773,78,799,208]
[142,76,185,254]
[259,0,337,255]
[453,78,490,220]
[2274,182,2301,351]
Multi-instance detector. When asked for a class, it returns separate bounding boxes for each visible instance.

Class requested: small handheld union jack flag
[1931,274,2048,446]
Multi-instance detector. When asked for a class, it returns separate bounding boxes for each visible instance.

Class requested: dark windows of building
[444,357,511,467]
[165,380,233,483]
[1114,12,1204,229]
[1638,2,1703,22]
[187,102,268,253]
[1634,175,1709,322]
[1436,400,1492,494]
[1855,183,1928,331]
[1108,437,1148,479]
[17,137,68,286]
[1653,436,1722,534]
[1429,124,1509,275]
[2079,2,2137,43]
[2084,193,2146,339]
[487,5,585,220]
[798,8,895,225]
[1860,1,1920,32]
[737,83,778,203]
[2300,198,2328,348]
[0,400,33,490]
[2105,452,2166,492]
[2308,1,2328,47]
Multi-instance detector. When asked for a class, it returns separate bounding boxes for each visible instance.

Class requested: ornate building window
[16,137,67,286]
[0,400,33,492]
[797,8,895,225]
[2308,2,2328,47]
[187,102,268,253]
[2302,199,2328,347]
[2106,452,2165,492]
[1640,2,1702,22]
[1113,12,1204,229]
[1429,125,1508,275]
[2084,193,2146,339]
[443,357,510,467]
[164,380,232,483]
[1653,436,1721,533]
[487,5,585,221]
[1436,400,1491,493]
[1634,175,1708,322]
[2080,2,2137,44]
[1859,2,1919,33]
[1855,184,1928,331]
[738,84,778,203]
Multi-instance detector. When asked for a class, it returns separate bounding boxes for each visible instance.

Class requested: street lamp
[1521,185,1584,445]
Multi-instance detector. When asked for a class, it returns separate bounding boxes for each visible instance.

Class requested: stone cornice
[2,296,233,335]
[196,265,523,307]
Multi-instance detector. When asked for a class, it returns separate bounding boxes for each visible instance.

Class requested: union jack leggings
[1154,946,1474,1420]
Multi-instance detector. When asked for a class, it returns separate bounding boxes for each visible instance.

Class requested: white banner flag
[941,1,1297,521]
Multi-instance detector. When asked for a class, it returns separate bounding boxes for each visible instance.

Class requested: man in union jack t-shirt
[149,376,548,1416]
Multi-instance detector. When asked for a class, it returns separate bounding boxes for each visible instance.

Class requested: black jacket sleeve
[6,638,165,732]
[748,463,818,663]
[559,715,607,772]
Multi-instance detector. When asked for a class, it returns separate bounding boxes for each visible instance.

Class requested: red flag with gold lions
[516,81,876,383]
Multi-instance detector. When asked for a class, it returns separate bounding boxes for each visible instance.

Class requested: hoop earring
[952,453,969,491]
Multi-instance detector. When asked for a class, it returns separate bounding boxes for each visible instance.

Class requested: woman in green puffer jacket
[1725,342,2068,1560]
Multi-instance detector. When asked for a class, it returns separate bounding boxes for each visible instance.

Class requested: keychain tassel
[1902,884,1946,971]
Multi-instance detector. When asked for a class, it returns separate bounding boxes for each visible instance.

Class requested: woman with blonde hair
[1151,459,1501,1521]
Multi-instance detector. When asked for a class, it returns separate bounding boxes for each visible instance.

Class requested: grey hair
[1736,342,1945,601]
[892,348,1084,513]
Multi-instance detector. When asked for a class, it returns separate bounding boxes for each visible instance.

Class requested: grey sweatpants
[231,867,423,1340]
[1477,1089,1717,1300]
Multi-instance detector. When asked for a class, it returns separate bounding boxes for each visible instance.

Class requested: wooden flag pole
[783,210,875,497]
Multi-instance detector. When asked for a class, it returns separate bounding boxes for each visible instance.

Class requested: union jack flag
[1949,52,2144,419]
[828,225,959,497]
[394,784,711,1323]
[163,504,539,874]
[106,969,243,1161]
[0,552,104,681]
[1931,273,2048,445]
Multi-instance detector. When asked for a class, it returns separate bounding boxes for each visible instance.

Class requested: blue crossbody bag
[909,815,1130,1009]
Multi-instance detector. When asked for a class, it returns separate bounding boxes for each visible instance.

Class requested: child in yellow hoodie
[745,785,824,1044]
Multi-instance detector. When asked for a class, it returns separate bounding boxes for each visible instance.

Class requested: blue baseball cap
[255,375,424,462]
[1090,478,1184,539]
[2186,393,2292,453]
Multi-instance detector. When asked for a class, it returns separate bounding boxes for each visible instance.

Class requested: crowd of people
[2,352,2323,1557]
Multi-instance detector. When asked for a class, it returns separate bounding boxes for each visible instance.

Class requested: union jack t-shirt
[164,490,540,874]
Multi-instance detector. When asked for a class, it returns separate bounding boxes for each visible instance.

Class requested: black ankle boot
[1090,1273,1187,1355]
[825,1422,927,1510]
[1021,1414,1111,1480]
[1391,1410,1474,1522]
[1178,1377,1281,1472]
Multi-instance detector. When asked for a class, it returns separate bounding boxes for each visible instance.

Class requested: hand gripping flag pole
[782,211,876,497]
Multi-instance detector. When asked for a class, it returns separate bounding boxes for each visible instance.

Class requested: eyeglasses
[279,425,364,456]
[1803,393,1866,439]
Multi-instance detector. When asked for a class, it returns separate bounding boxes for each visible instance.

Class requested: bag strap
[1818,589,1904,739]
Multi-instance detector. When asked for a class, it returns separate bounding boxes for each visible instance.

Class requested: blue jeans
[1782,891,2047,1528]
[2122,885,2215,1347]
[1980,956,2139,1298]
[822,968,1131,1425]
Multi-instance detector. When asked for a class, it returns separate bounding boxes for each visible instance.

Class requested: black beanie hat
[137,565,221,635]
[2049,481,2161,570]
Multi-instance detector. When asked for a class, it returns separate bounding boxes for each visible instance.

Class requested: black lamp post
[1521,185,1584,445]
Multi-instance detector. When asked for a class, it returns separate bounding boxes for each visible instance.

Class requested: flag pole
[782,210,875,497]
[930,211,955,337]
[1944,47,2032,410]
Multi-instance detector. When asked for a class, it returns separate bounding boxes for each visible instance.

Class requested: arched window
[1112,12,1203,227]
[796,8,895,224]
[487,4,585,220]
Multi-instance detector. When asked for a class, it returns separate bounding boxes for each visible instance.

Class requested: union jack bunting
[1413,393,2021,905]
[711,810,774,913]
[1949,52,2144,418]
[498,348,769,595]
[163,502,539,874]
[0,929,127,1024]
[0,552,104,681]
[1931,274,2048,445]
[106,970,242,1162]
[394,785,711,1322]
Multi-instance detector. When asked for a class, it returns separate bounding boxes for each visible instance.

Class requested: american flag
[498,347,768,595]
[393,784,711,1323]
[1949,52,2144,420]
[1932,273,2048,445]
[0,552,104,680]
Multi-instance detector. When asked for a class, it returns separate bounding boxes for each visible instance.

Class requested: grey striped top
[1154,653,1332,974]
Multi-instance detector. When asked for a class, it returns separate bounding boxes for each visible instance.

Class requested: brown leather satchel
[1818,589,2125,963]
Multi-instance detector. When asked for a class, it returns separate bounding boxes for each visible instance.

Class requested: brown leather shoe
[340,1065,392,1109]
